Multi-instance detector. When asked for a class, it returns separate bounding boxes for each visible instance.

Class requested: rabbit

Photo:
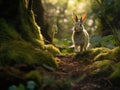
[72,13,89,52]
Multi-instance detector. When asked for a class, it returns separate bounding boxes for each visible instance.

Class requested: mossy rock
[74,47,111,62]
[94,47,120,61]
[90,60,114,76]
[0,41,58,68]
[93,51,112,61]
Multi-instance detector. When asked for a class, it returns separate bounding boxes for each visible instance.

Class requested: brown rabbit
[72,13,89,52]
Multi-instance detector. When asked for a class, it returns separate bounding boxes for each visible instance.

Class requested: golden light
[78,2,86,10]
[69,0,74,5]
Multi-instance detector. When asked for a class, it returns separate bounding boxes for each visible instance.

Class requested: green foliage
[53,38,71,47]
[90,0,120,37]
[60,47,74,54]
[42,0,120,48]
[90,35,116,49]
[90,35,102,47]
[101,35,116,48]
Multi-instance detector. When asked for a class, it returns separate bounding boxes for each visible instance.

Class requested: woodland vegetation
[0,0,120,90]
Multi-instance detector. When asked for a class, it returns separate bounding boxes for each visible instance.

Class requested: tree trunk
[0,1,57,89]
[32,0,52,44]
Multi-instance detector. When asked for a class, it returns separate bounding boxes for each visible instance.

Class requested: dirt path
[54,54,115,90]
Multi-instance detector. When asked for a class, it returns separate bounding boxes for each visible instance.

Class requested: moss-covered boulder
[74,47,111,62]
[74,47,120,86]
[94,47,120,61]
[89,60,114,76]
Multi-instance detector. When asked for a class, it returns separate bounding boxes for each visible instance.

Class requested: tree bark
[32,0,52,44]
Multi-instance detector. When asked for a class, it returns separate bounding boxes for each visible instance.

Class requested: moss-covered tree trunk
[0,0,58,88]
[0,0,57,67]
[32,0,52,44]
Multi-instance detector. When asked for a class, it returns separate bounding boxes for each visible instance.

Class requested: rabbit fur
[72,13,89,52]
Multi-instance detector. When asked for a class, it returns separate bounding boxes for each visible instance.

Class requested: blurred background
[36,0,120,49]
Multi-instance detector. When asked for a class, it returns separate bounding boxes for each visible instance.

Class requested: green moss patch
[74,47,111,62]
[109,62,120,79]
[0,18,22,43]
[112,47,120,62]
[93,51,112,61]
[45,44,61,55]
[0,41,58,68]
[90,60,114,76]
[94,47,120,61]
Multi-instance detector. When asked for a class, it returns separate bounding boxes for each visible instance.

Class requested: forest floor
[0,54,119,90]
[52,54,118,90]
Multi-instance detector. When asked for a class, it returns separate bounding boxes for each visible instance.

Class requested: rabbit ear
[73,13,78,22]
[80,13,87,22]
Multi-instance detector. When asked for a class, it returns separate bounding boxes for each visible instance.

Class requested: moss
[90,60,114,76]
[111,47,120,62]
[0,41,58,68]
[45,44,61,55]
[93,47,120,61]
[93,51,112,61]
[0,18,22,43]
[91,60,114,68]
[74,47,111,62]
[60,47,74,54]
[109,62,120,79]
[16,0,44,48]
[26,70,42,84]
[0,0,57,68]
